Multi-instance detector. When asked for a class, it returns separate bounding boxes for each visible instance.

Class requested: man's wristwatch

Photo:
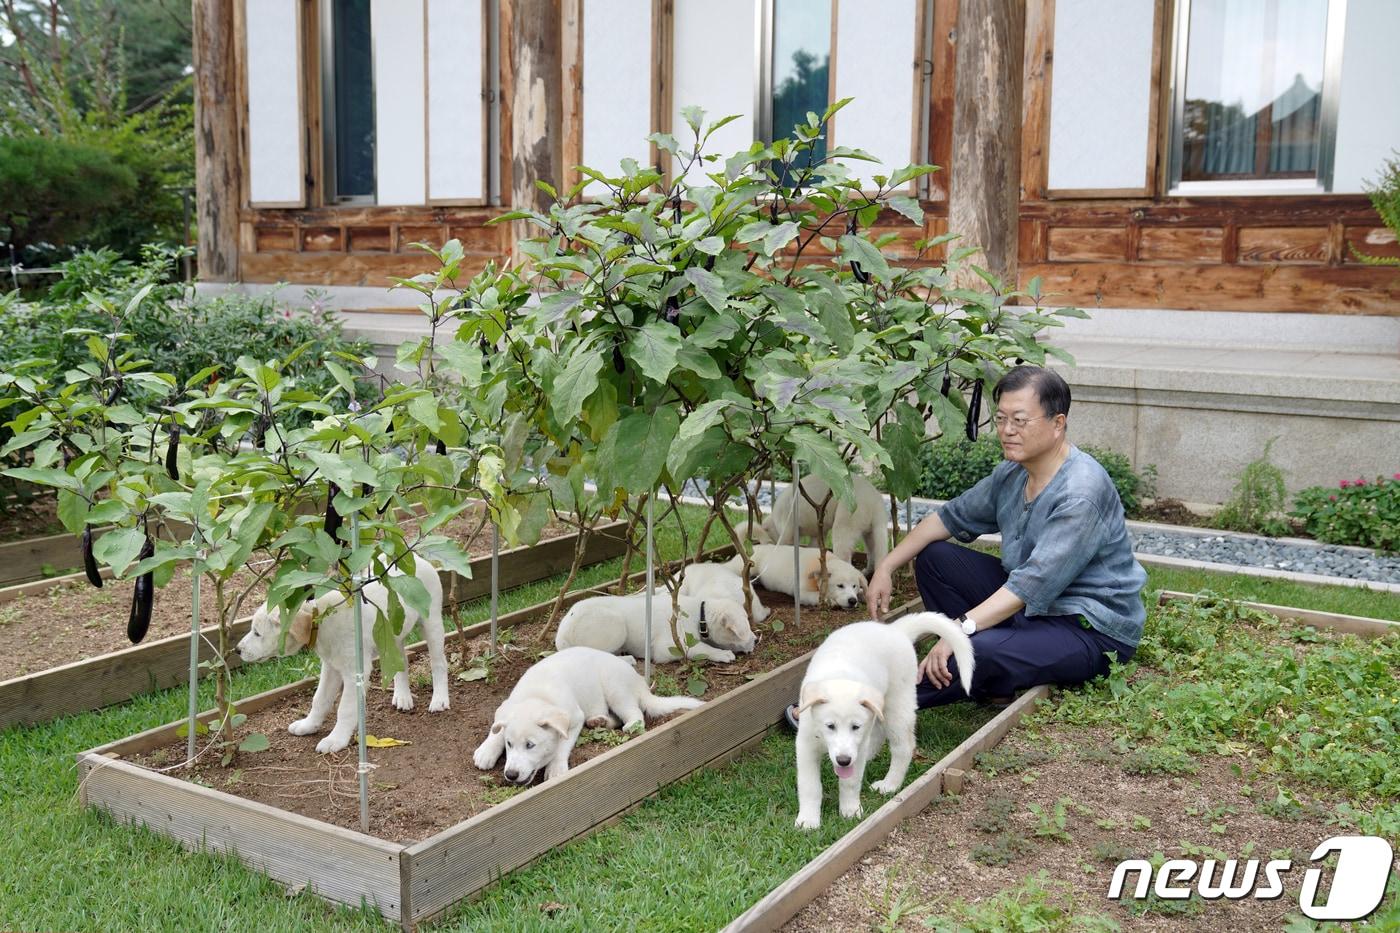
[958,613,977,636]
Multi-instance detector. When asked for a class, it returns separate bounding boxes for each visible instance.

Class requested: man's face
[994,386,1064,463]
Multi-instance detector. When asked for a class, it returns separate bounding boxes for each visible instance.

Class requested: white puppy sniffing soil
[236,558,449,755]
[473,647,704,785]
[793,613,974,830]
[725,544,866,608]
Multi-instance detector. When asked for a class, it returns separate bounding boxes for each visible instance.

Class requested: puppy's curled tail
[641,690,704,717]
[889,612,975,695]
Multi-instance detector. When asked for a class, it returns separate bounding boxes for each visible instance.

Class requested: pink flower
[1356,478,1366,487]
[1329,495,1337,501]
[1393,472,1400,481]
[1340,480,1350,489]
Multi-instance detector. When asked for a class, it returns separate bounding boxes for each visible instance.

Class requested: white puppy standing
[793,613,974,830]
[746,474,890,572]
[725,544,866,609]
[679,561,771,623]
[555,592,756,662]
[473,646,704,785]
[235,558,450,754]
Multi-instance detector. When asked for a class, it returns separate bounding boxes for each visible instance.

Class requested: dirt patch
[128,579,919,845]
[0,494,64,545]
[1135,498,1214,528]
[787,722,1365,932]
[0,508,573,682]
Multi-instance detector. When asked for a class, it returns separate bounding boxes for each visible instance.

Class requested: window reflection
[770,0,831,184]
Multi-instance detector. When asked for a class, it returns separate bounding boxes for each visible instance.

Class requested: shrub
[916,434,1005,500]
[1351,151,1400,267]
[1079,444,1154,518]
[0,135,138,258]
[1215,439,1291,536]
[1291,474,1400,553]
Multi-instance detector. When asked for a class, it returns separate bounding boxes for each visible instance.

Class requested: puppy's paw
[392,691,415,712]
[316,733,351,755]
[544,762,570,781]
[584,715,620,728]
[471,744,499,770]
[287,717,321,736]
[794,811,821,831]
[871,777,902,795]
[428,694,450,713]
[712,649,737,663]
[840,800,864,820]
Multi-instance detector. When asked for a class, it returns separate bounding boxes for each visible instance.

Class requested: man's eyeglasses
[992,414,1048,432]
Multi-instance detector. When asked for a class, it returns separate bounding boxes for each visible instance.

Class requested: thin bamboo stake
[792,459,801,627]
[350,512,369,834]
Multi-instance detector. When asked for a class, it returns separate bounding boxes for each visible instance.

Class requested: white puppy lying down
[679,561,771,623]
[236,558,450,755]
[725,544,866,609]
[556,592,756,662]
[747,474,889,572]
[794,613,974,830]
[473,646,704,784]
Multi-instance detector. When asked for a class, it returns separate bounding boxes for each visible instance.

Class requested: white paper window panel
[371,0,426,205]
[1047,0,1155,191]
[672,0,758,186]
[1333,0,1400,193]
[245,0,305,206]
[833,0,918,189]
[427,0,485,201]
[582,0,653,181]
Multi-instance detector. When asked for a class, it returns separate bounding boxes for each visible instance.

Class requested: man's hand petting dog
[919,639,958,689]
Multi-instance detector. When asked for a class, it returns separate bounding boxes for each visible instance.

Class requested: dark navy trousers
[913,541,1136,709]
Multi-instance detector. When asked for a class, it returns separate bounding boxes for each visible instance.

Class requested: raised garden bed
[77,569,921,927]
[0,513,626,730]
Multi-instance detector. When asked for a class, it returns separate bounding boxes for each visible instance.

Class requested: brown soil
[128,578,919,845]
[0,508,573,682]
[0,494,64,545]
[787,722,1365,932]
[1134,498,1214,528]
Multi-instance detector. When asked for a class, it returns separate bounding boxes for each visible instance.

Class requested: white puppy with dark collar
[555,592,756,662]
[794,613,974,830]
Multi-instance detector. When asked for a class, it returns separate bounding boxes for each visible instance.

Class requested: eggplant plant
[0,288,483,763]
[441,100,1083,628]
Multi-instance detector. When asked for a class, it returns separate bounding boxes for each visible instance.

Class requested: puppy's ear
[286,607,315,652]
[859,696,885,722]
[538,710,571,737]
[489,721,505,735]
[795,685,827,718]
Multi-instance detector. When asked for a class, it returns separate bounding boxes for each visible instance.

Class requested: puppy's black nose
[836,755,852,767]
[504,769,519,782]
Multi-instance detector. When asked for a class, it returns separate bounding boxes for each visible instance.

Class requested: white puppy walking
[473,646,704,784]
[793,613,974,830]
[750,474,889,571]
[725,544,866,608]
[555,592,756,662]
[235,558,450,755]
[678,560,771,623]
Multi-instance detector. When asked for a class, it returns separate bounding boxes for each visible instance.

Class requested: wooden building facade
[197,0,1400,319]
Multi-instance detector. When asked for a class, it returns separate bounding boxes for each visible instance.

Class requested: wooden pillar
[507,0,565,254]
[192,0,241,282]
[948,0,1025,288]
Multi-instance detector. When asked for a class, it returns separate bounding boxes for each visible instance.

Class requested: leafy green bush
[1351,151,1400,267]
[916,434,1005,500]
[1214,439,1290,536]
[1290,474,1400,553]
[915,436,1152,518]
[0,135,138,258]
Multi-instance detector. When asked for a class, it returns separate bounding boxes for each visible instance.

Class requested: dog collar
[696,601,724,649]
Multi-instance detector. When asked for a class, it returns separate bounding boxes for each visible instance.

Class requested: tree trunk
[508,0,564,256]
[948,0,1024,288]
[193,0,240,281]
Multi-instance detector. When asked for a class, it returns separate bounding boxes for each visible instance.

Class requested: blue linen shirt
[937,446,1147,648]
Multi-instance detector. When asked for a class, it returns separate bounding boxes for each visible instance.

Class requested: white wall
[832,0,918,189]
[1047,0,1155,191]
[245,0,305,206]
[427,0,486,202]
[672,0,758,185]
[1332,0,1400,193]
[371,0,426,205]
[582,0,653,180]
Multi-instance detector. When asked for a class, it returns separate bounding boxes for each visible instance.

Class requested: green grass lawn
[1,523,1394,931]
